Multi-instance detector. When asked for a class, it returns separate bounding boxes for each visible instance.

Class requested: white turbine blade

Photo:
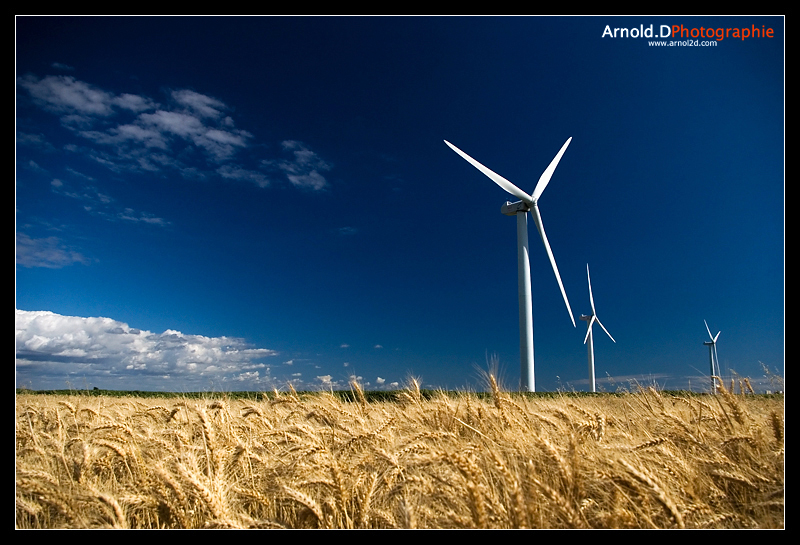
[704,320,714,342]
[595,317,616,343]
[583,316,596,344]
[444,140,533,204]
[532,137,572,202]
[529,204,575,326]
[587,263,596,314]
[714,331,720,343]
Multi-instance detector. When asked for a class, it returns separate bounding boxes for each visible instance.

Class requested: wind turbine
[444,138,576,392]
[703,320,721,394]
[579,264,615,393]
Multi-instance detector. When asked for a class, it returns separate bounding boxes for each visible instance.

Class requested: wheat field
[16,380,784,529]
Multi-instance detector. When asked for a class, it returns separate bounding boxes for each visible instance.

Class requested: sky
[15,16,784,394]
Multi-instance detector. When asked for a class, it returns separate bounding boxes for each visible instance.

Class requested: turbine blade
[444,141,532,204]
[529,205,575,327]
[704,320,714,341]
[595,317,616,343]
[714,331,720,343]
[532,137,572,202]
[583,316,595,344]
[587,263,596,314]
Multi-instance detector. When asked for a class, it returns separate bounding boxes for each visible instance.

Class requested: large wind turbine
[703,320,721,394]
[579,264,615,393]
[444,138,576,392]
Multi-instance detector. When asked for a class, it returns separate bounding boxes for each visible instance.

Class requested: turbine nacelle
[501,200,530,216]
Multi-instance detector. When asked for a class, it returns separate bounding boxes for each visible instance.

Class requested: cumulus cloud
[15,310,278,390]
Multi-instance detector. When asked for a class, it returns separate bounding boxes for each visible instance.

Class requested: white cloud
[286,170,327,191]
[28,160,48,174]
[137,110,207,140]
[265,140,332,191]
[217,164,270,188]
[64,167,94,180]
[143,97,250,159]
[19,73,333,192]
[15,310,278,390]
[117,208,169,226]
[171,89,227,119]
[230,371,260,382]
[16,234,88,269]
[50,179,168,227]
[87,123,170,150]
[113,93,157,113]
[376,377,385,384]
[19,74,250,170]
[17,132,54,150]
[19,74,117,117]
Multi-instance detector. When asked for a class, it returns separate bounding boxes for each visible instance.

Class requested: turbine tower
[579,264,615,393]
[444,138,576,392]
[704,320,721,394]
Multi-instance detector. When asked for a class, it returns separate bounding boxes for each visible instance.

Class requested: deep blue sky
[16,16,784,393]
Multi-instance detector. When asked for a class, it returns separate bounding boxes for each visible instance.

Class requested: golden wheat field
[16,380,784,529]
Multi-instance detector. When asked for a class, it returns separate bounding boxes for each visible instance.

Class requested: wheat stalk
[16,390,783,529]
[618,459,684,528]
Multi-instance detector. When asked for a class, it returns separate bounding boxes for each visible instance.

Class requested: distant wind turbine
[444,138,576,392]
[579,264,615,393]
[703,320,721,394]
